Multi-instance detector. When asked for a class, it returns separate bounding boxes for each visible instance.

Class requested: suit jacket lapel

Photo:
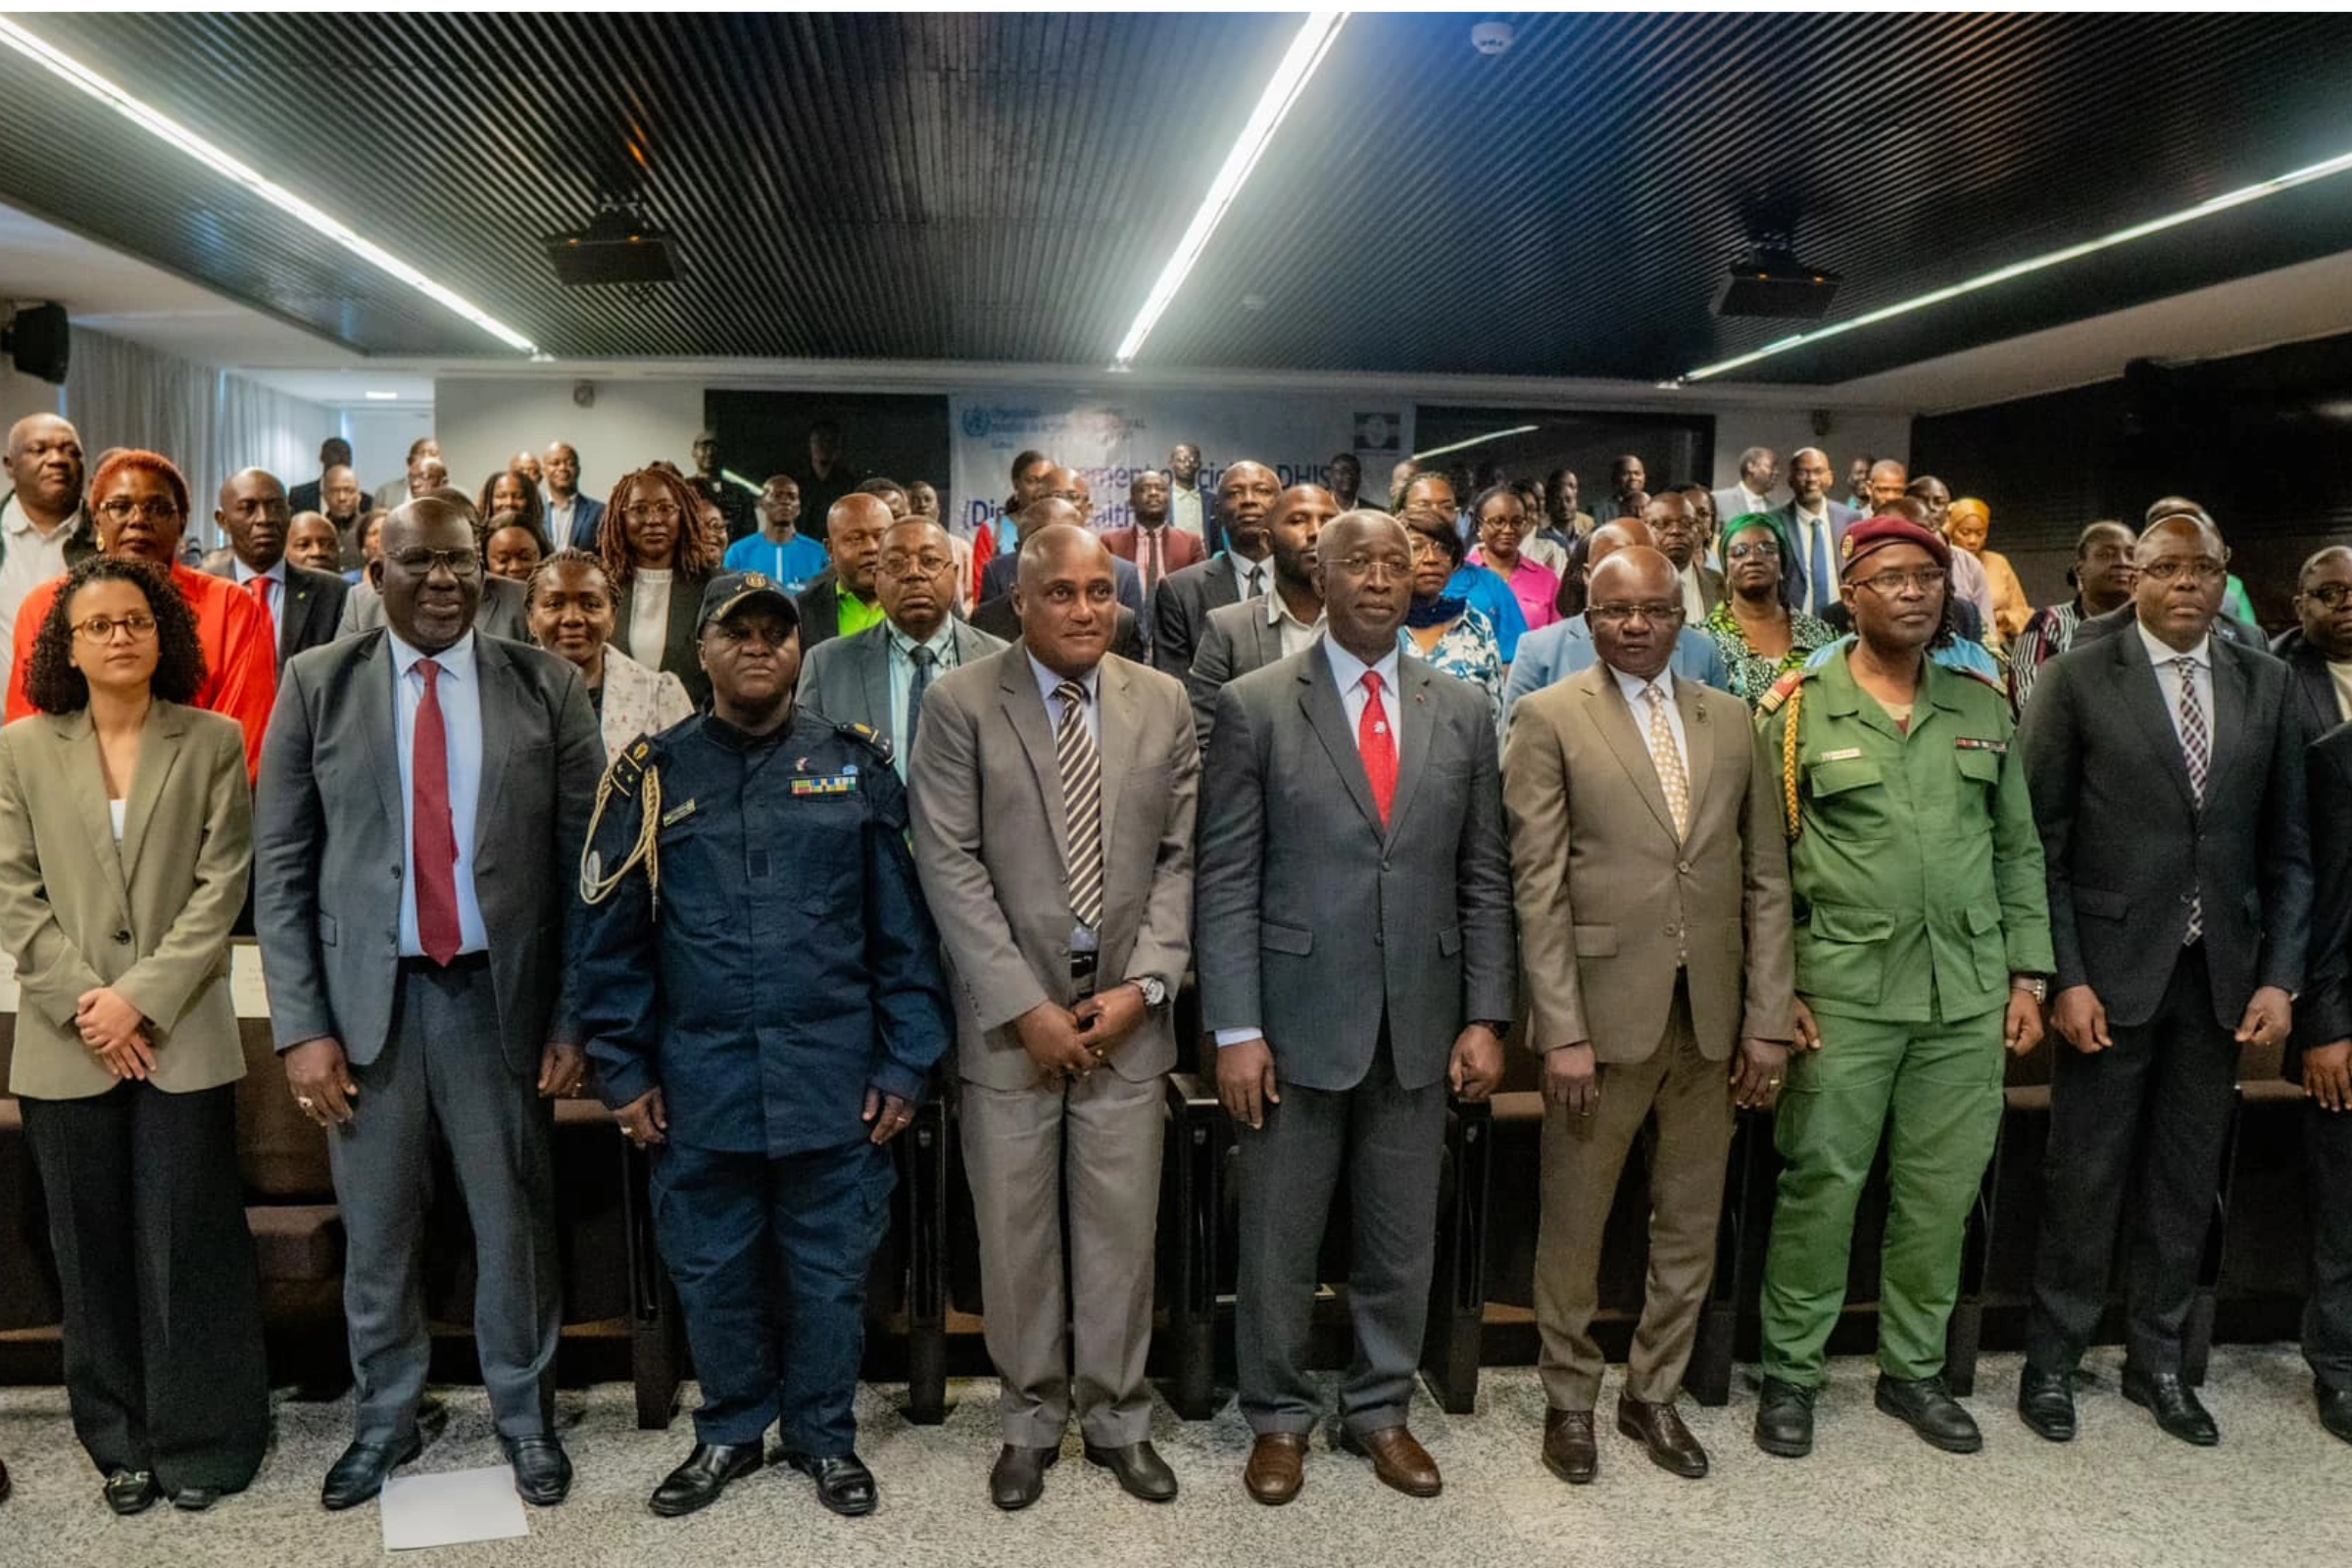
[1000,658,1071,865]
[1299,646,1382,836]
[858,628,895,746]
[1252,608,1285,670]
[664,571,702,681]
[119,702,188,886]
[472,639,515,857]
[280,574,312,662]
[2206,640,2245,804]
[2116,632,2198,809]
[53,711,128,904]
[1095,660,1134,862]
[358,633,404,837]
[1583,663,1680,842]
[1383,659,1437,845]
[1675,677,1715,841]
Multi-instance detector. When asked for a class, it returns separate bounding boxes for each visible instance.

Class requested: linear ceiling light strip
[0,16,540,354]
[1112,11,1348,366]
[1679,146,2352,383]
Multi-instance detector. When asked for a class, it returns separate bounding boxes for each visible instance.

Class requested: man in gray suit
[255,497,602,1511]
[908,524,1200,1511]
[1710,445,1781,535]
[1197,510,1516,1505]
[801,515,1005,774]
[1183,483,1333,749]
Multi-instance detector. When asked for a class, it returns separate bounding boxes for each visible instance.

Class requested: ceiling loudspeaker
[546,208,676,287]
[3,302,70,384]
[1715,254,1842,319]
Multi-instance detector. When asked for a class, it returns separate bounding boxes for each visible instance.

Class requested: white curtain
[63,328,334,546]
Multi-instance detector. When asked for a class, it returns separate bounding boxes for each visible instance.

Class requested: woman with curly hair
[0,556,266,1514]
[475,467,548,546]
[597,466,723,709]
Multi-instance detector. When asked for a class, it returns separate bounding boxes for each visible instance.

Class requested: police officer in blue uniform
[574,571,952,1520]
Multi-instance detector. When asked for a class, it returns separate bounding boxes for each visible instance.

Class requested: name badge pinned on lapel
[1954,737,2008,754]
[1816,747,1864,762]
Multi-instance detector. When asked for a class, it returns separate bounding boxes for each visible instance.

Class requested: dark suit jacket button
[391,865,403,879]
[1373,931,1384,947]
[114,928,131,944]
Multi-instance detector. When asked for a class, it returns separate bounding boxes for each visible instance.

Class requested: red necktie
[1359,670,1397,827]
[245,574,276,658]
[412,659,463,965]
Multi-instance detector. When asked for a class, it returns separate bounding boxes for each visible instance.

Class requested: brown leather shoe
[1616,1396,1709,1479]
[1543,1407,1597,1485]
[1338,1424,1442,1497]
[1243,1433,1307,1506]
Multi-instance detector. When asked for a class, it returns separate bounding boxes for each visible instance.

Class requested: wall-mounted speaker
[3,302,69,384]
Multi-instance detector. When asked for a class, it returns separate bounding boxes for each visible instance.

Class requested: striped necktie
[1054,680,1104,930]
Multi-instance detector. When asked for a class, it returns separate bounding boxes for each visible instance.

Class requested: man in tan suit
[1501,547,1795,1487]
[907,523,1200,1511]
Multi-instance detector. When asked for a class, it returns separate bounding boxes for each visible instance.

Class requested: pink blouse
[1467,549,1562,631]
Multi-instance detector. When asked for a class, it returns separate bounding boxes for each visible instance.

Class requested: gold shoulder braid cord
[580,754,663,919]
[1780,683,1805,841]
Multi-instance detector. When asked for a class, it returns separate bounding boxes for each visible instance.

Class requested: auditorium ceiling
[2,11,2349,385]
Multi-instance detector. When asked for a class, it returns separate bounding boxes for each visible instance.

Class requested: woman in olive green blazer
[0,552,266,1514]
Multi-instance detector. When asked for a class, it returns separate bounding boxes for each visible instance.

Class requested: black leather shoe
[1617,1396,1710,1478]
[1084,1441,1178,1502]
[104,1468,160,1515]
[2318,1382,2352,1446]
[2017,1365,2078,1443]
[650,1443,762,1517]
[1875,1374,1983,1453]
[321,1433,422,1511]
[2122,1365,2219,1446]
[503,1436,573,1507]
[171,1487,220,1512]
[988,1444,1059,1511]
[785,1451,878,1517]
[1542,1408,1597,1485]
[1753,1378,1816,1459]
[0,1456,12,1506]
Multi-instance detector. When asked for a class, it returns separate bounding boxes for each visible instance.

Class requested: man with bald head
[2277,546,2352,739]
[794,492,893,650]
[256,494,601,1509]
[975,491,1147,627]
[909,522,1199,1508]
[205,467,351,663]
[1504,545,1793,1486]
[801,515,1007,777]
[1185,484,1336,749]
[972,499,1146,659]
[1504,517,1733,728]
[1768,447,1860,616]
[2018,510,2311,1448]
[0,412,94,690]
[1199,510,1513,1504]
[1152,460,1281,676]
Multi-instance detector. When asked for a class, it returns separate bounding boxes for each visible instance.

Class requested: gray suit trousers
[960,1067,1165,1446]
[329,958,560,1444]
[1236,1030,1446,1436]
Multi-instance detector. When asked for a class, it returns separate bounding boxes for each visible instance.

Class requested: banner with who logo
[948,392,1412,535]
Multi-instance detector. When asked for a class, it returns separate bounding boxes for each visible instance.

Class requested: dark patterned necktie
[2177,656,2207,944]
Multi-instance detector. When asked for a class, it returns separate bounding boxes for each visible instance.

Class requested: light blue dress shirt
[888,624,960,779]
[388,629,487,957]
[722,530,830,593]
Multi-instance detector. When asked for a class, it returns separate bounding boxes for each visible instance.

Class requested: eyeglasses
[1850,567,1948,597]
[1587,602,1686,625]
[878,552,956,580]
[2302,583,2352,610]
[73,612,158,644]
[1333,553,1411,580]
[95,498,180,524]
[2139,558,2229,585]
[1726,540,1782,562]
[622,502,682,523]
[386,547,481,577]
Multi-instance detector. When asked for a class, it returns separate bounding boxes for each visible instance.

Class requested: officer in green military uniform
[1750,515,2052,1459]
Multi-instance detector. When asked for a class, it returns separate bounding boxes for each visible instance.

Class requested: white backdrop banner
[948,392,1412,535]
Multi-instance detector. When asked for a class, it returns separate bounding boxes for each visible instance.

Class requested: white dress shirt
[546,494,577,544]
[0,495,76,691]
[630,567,673,663]
[2137,620,2213,755]
[1264,587,1326,658]
[389,629,487,957]
[1169,484,1205,541]
[1793,505,1838,614]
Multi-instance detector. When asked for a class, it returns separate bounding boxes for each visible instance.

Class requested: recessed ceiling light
[1112,12,1348,364]
[1679,144,2352,383]
[364,390,400,401]
[0,18,538,355]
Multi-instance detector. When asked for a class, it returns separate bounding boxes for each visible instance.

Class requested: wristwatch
[2010,974,2048,1004]
[1129,975,1169,1008]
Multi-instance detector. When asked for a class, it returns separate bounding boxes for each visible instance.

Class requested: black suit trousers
[2306,1102,2352,1393]
[2027,944,2238,1373]
[22,1082,269,1493]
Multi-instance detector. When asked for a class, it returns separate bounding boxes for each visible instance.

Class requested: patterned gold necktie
[1644,684,1690,840]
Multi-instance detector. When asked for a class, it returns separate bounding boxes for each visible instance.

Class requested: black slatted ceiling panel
[0,13,2347,380]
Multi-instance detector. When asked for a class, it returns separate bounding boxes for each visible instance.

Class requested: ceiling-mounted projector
[1714,251,1841,319]
[546,208,677,287]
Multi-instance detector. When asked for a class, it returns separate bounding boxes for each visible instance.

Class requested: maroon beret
[1840,514,1951,574]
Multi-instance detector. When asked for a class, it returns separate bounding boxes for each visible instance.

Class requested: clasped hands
[76,986,155,1082]
[1016,985,1151,1089]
